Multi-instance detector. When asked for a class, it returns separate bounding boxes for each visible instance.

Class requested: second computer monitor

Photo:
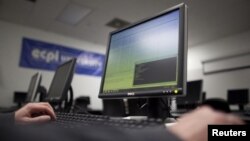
[176,80,203,106]
[46,58,76,102]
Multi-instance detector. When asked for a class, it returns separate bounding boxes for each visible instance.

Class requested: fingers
[27,103,56,120]
[205,106,245,125]
[37,102,56,119]
[177,106,245,125]
[224,114,245,124]
[24,115,51,123]
[39,102,54,111]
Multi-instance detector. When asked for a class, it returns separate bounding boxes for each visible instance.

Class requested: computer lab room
[0,0,250,141]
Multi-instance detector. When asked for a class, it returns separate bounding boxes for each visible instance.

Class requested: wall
[0,20,106,110]
[187,30,250,101]
[1,19,250,110]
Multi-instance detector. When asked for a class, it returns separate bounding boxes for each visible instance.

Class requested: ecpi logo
[31,48,60,63]
[77,55,102,68]
[31,48,102,68]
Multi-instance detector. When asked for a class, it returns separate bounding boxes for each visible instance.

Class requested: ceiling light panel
[56,2,91,26]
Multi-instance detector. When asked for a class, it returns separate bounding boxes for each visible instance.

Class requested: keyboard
[244,110,250,116]
[53,112,165,129]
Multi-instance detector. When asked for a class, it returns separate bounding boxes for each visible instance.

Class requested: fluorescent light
[57,3,91,26]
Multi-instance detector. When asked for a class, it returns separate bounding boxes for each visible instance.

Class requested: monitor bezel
[99,3,187,99]
[46,58,76,102]
[26,72,42,102]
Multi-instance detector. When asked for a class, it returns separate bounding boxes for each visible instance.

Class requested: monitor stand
[147,98,171,119]
[49,86,74,113]
[37,86,47,102]
[239,104,245,111]
[125,97,173,122]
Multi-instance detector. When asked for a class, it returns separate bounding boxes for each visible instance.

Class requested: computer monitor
[99,3,187,99]
[227,89,249,111]
[46,58,76,103]
[26,72,42,102]
[176,80,203,108]
[14,91,27,108]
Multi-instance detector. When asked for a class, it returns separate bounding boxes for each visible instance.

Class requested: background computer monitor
[46,58,76,103]
[13,73,42,108]
[26,72,42,102]
[176,80,203,108]
[99,3,187,99]
[227,89,249,111]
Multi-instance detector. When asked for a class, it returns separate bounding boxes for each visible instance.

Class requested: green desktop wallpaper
[103,10,179,92]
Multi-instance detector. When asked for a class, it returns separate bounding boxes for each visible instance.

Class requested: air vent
[106,18,130,29]
[26,0,37,3]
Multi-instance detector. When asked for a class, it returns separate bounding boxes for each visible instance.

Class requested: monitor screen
[227,89,249,105]
[99,3,187,99]
[26,72,42,102]
[46,58,76,102]
[176,80,203,105]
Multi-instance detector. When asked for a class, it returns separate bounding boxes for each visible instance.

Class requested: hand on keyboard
[168,106,244,141]
[15,102,56,124]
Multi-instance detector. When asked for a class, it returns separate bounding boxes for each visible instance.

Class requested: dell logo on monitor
[127,92,135,96]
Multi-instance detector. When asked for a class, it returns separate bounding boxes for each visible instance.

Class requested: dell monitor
[26,72,42,102]
[46,58,76,103]
[227,89,249,111]
[99,3,187,119]
[176,80,203,109]
[99,3,187,99]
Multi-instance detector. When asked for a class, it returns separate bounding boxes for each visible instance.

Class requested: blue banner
[20,37,105,77]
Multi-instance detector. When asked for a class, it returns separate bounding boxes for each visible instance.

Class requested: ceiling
[0,0,250,48]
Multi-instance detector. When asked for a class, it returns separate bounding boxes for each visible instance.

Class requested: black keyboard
[244,110,250,116]
[53,112,165,129]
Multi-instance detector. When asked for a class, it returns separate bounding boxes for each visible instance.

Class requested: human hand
[168,106,244,141]
[15,102,56,124]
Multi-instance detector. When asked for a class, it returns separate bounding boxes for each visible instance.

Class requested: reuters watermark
[208,125,249,140]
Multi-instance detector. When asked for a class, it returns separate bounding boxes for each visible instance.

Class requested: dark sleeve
[0,113,15,125]
[0,124,183,141]
[122,126,183,141]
